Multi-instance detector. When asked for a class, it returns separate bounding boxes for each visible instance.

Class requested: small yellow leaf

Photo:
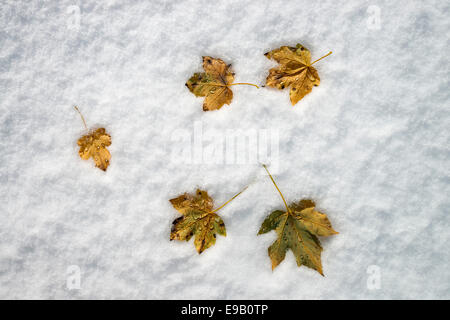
[77,128,111,171]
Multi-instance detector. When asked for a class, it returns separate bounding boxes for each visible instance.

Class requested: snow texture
[0,0,449,299]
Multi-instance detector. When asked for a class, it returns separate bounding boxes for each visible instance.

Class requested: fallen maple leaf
[186,56,259,111]
[170,187,247,253]
[258,165,338,275]
[264,44,332,105]
[74,106,111,171]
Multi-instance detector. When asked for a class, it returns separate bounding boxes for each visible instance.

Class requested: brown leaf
[264,44,331,105]
[77,128,111,171]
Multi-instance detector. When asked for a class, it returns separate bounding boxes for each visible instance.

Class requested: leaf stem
[262,164,291,214]
[310,51,332,66]
[228,82,260,89]
[74,106,88,130]
[209,185,249,214]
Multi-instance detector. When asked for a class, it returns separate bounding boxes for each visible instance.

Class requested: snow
[0,0,449,299]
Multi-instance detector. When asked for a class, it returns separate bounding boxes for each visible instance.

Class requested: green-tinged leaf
[259,164,337,275]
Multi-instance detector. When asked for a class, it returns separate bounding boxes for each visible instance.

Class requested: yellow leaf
[77,128,111,171]
[186,56,258,111]
[264,44,331,105]
[74,107,111,171]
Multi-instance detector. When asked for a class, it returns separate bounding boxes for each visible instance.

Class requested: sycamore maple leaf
[258,165,338,275]
[75,107,111,171]
[170,187,246,254]
[186,56,258,111]
[264,44,332,105]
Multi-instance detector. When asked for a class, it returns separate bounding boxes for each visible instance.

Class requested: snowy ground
[0,0,449,299]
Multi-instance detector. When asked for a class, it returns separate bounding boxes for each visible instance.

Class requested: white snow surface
[0,0,449,299]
